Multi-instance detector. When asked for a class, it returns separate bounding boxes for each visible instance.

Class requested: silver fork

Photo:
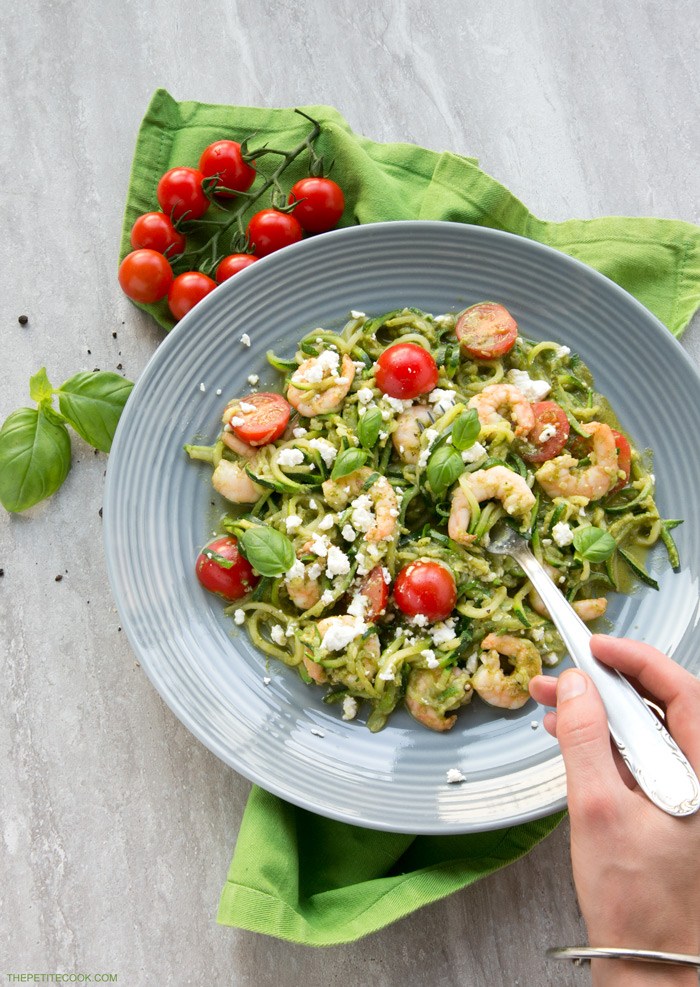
[486,522,700,817]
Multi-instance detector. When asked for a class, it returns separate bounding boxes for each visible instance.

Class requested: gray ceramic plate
[103,221,700,834]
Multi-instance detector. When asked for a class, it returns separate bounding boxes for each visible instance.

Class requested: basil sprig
[573,526,617,562]
[451,409,480,451]
[426,446,464,496]
[331,447,367,481]
[240,527,296,577]
[357,407,382,449]
[0,366,133,513]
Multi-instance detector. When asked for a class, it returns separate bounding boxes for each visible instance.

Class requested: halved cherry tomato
[227,392,291,446]
[394,560,457,622]
[195,535,259,601]
[611,429,631,492]
[375,343,438,399]
[118,249,173,303]
[157,167,210,221]
[359,566,389,621]
[455,302,518,359]
[199,140,256,197]
[215,253,259,283]
[288,177,345,233]
[522,401,570,463]
[167,271,217,321]
[130,212,186,257]
[247,209,303,257]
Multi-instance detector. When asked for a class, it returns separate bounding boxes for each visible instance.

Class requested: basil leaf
[451,409,480,451]
[29,367,54,405]
[426,446,464,496]
[331,447,367,481]
[0,407,71,512]
[357,407,382,449]
[573,526,617,562]
[240,527,296,576]
[57,371,134,452]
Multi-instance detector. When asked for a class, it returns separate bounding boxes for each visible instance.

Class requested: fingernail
[558,670,587,702]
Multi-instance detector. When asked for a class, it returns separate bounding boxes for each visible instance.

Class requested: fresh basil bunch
[0,367,133,513]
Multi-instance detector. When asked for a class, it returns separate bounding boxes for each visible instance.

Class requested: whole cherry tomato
[157,167,209,221]
[225,392,291,446]
[247,209,303,257]
[455,302,518,359]
[522,401,570,463]
[394,560,457,623]
[199,140,256,197]
[215,253,259,283]
[130,212,186,257]
[375,342,439,399]
[195,536,259,601]
[167,272,217,321]
[118,249,173,304]
[288,177,345,234]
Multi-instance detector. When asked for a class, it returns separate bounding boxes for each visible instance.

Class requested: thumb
[555,669,622,812]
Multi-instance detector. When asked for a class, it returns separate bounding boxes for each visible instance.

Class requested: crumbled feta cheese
[216,388,222,396]
[285,515,303,533]
[378,667,396,681]
[341,524,357,542]
[531,627,545,642]
[270,625,286,645]
[233,609,246,625]
[309,437,338,466]
[357,387,374,405]
[557,346,571,358]
[308,563,323,580]
[277,448,305,468]
[247,374,259,386]
[552,521,574,547]
[326,545,350,577]
[506,369,551,401]
[434,314,452,326]
[309,499,317,509]
[309,534,329,557]
[347,594,368,619]
[292,349,340,385]
[230,416,245,427]
[543,652,559,666]
[240,333,251,347]
[320,589,335,605]
[293,427,308,438]
[461,441,486,463]
[428,388,457,412]
[263,676,271,686]
[446,768,466,784]
[423,649,439,668]
[199,382,206,392]
[350,310,366,319]
[382,395,413,414]
[430,620,457,646]
[410,614,429,628]
[318,514,335,531]
[342,696,359,720]
[417,427,440,468]
[379,431,388,442]
[530,720,539,730]
[321,618,366,652]
[238,400,257,413]
[538,423,557,443]
[285,622,297,637]
[285,559,305,582]
[310,728,325,738]
[350,494,375,533]
[382,567,392,585]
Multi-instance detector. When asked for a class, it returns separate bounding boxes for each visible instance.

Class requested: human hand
[529,635,700,987]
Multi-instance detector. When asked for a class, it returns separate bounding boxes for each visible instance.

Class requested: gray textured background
[1,1,698,984]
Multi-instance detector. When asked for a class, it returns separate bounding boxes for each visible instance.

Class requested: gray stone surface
[0,1,697,984]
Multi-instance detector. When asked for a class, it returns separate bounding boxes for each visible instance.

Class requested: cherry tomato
[455,302,518,359]
[359,566,390,621]
[157,167,210,221]
[247,209,303,257]
[118,249,173,303]
[227,392,291,446]
[199,140,256,197]
[288,177,345,234]
[130,212,186,257]
[375,343,439,399]
[195,535,259,601]
[611,429,632,493]
[394,560,457,623]
[522,401,570,463]
[215,253,259,283]
[167,272,217,321]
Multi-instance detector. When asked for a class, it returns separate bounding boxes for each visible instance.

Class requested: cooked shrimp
[221,431,257,458]
[405,667,473,732]
[468,383,535,437]
[527,565,608,622]
[472,633,542,709]
[286,352,356,417]
[322,468,399,542]
[535,421,619,501]
[303,654,328,683]
[212,458,263,504]
[286,566,322,610]
[391,405,433,464]
[448,466,535,544]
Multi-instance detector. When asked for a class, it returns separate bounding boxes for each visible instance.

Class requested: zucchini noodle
[188,305,681,733]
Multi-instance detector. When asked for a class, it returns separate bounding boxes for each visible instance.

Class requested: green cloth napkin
[121,89,700,947]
